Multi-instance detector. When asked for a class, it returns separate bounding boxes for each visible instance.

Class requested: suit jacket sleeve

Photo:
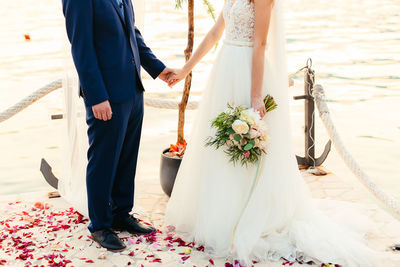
[63,0,109,106]
[134,27,166,79]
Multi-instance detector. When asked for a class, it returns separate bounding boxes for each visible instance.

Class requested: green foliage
[225,145,262,167]
[205,106,234,149]
[202,0,217,22]
[264,95,278,113]
[234,134,242,142]
[205,96,277,167]
[175,0,216,22]
[244,143,253,151]
[175,0,184,9]
[206,104,261,167]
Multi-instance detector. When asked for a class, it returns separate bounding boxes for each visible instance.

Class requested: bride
[165,0,389,265]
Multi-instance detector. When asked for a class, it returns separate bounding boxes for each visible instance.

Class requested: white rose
[232,120,249,135]
[240,109,261,126]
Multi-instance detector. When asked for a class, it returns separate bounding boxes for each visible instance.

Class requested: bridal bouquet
[206,95,277,166]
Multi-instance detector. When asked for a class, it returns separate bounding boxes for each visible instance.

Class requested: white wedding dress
[165,0,391,266]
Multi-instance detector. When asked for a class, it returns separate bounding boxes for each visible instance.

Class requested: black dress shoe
[112,215,156,235]
[91,228,126,252]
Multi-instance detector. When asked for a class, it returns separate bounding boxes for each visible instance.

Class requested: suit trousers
[84,92,143,233]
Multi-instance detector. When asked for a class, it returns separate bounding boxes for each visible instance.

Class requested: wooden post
[177,0,194,144]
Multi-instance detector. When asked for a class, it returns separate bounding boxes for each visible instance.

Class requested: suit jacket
[62,0,166,106]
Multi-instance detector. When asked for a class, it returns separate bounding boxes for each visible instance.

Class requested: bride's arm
[251,0,274,118]
[168,13,225,86]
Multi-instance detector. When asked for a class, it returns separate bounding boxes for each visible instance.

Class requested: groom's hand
[92,100,113,121]
[158,67,177,87]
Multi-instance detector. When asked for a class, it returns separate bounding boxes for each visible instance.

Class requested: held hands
[158,66,189,87]
[158,67,178,87]
[92,100,112,121]
[166,68,189,87]
[251,96,267,118]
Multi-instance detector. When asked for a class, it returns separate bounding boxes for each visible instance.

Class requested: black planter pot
[160,148,182,197]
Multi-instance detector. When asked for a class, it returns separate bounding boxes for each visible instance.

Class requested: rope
[0,79,62,123]
[144,97,198,110]
[288,58,311,88]
[313,84,400,215]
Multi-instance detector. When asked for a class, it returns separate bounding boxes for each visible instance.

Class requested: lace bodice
[223,0,255,46]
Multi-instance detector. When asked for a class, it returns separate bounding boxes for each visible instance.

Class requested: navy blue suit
[63,0,165,232]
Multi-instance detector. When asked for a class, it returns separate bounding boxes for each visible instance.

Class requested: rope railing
[144,97,198,110]
[0,79,199,123]
[0,79,62,123]
[313,84,400,215]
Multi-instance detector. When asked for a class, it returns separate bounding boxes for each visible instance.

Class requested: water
[0,0,399,199]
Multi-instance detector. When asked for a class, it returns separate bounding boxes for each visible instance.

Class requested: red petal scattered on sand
[24,34,31,41]
[3,202,322,267]
[196,245,205,251]
[181,256,190,262]
[234,260,242,266]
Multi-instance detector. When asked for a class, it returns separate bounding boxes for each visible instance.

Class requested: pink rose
[249,128,260,139]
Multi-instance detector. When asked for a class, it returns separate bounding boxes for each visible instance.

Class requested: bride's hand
[167,68,188,87]
[251,96,267,118]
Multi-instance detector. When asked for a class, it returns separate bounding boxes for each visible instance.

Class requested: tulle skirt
[165,41,391,266]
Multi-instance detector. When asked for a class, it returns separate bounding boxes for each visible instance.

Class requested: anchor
[294,58,331,168]
[40,158,59,190]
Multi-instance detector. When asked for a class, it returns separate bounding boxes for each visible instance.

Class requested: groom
[62,0,175,251]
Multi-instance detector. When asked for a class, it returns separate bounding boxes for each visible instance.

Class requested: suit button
[132,58,135,62]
